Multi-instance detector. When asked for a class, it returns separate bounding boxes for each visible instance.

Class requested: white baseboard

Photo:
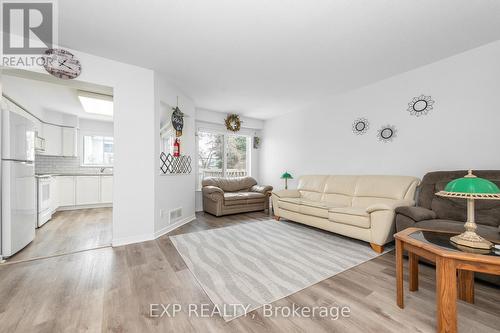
[154,214,196,238]
[57,203,112,211]
[112,214,196,247]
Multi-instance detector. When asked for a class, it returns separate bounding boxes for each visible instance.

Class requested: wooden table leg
[458,270,474,304]
[409,253,419,292]
[396,239,404,308]
[436,257,457,333]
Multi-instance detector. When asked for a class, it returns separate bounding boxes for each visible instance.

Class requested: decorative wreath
[225,114,241,132]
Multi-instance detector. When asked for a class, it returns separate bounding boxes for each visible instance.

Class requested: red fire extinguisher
[173,138,180,157]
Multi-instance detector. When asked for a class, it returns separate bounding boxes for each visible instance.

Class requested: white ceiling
[2,75,113,122]
[58,0,500,119]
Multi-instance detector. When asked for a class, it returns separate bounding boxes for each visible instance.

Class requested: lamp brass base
[450,231,493,250]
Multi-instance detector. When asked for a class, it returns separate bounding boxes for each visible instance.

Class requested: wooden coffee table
[394,228,500,333]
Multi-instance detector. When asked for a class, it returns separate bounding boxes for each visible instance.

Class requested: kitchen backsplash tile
[35,155,113,174]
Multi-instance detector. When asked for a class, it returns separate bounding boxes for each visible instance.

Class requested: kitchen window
[197,130,251,189]
[83,135,114,166]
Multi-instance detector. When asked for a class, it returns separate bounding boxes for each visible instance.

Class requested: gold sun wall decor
[408,94,435,116]
[352,118,370,135]
[225,114,241,132]
[377,125,397,142]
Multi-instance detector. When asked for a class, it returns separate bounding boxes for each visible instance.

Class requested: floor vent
[169,208,182,223]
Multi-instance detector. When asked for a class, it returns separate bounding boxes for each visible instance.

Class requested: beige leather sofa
[202,177,273,216]
[272,175,420,252]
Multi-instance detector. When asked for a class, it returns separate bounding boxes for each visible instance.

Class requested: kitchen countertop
[36,173,113,178]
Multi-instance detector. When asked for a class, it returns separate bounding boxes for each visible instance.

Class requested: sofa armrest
[271,189,300,217]
[271,189,301,198]
[394,206,436,222]
[251,185,273,195]
[202,186,224,201]
[366,200,415,214]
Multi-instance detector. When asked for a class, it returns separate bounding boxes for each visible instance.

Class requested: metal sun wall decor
[377,125,397,143]
[352,117,370,135]
[160,152,192,175]
[407,94,435,117]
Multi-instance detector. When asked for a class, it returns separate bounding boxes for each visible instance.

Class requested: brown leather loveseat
[202,176,273,216]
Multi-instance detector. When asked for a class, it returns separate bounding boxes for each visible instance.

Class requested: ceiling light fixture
[78,90,113,117]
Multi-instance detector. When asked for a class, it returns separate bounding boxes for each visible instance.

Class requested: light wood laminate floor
[0,211,499,332]
[6,208,112,263]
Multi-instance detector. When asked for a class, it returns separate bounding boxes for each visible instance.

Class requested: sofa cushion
[355,175,419,200]
[224,192,265,201]
[430,195,500,228]
[321,176,358,206]
[279,198,343,219]
[203,176,258,192]
[297,175,329,201]
[329,207,371,229]
[278,197,301,211]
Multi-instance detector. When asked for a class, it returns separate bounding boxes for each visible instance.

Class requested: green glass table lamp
[436,170,500,249]
[280,172,293,190]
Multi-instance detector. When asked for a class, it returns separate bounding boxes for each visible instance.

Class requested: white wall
[79,118,114,135]
[2,48,157,246]
[154,74,196,236]
[194,108,264,211]
[261,41,500,190]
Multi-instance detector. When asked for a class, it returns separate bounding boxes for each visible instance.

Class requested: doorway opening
[1,70,114,263]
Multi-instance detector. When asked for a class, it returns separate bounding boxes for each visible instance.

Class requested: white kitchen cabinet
[49,176,59,213]
[62,127,77,157]
[76,176,100,205]
[58,176,76,207]
[42,123,62,156]
[100,176,113,203]
[39,124,77,157]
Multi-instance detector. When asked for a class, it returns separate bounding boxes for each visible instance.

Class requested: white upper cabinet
[62,127,77,157]
[40,124,77,157]
[42,123,62,156]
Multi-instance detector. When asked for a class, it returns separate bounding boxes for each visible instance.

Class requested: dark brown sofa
[395,170,500,285]
[202,176,273,216]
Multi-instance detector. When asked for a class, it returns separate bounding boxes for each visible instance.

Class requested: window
[197,130,251,189]
[83,135,114,166]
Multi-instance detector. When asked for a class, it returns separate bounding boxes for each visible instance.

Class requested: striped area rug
[170,220,389,321]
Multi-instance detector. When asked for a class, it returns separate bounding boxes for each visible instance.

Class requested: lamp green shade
[280,172,293,190]
[445,174,500,194]
[437,170,500,199]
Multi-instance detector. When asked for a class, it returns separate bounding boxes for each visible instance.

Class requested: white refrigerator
[1,98,36,258]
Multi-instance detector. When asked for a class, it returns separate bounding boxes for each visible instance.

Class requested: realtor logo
[2,1,56,54]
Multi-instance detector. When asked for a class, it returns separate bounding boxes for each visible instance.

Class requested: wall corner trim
[111,214,197,247]
[154,214,196,239]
